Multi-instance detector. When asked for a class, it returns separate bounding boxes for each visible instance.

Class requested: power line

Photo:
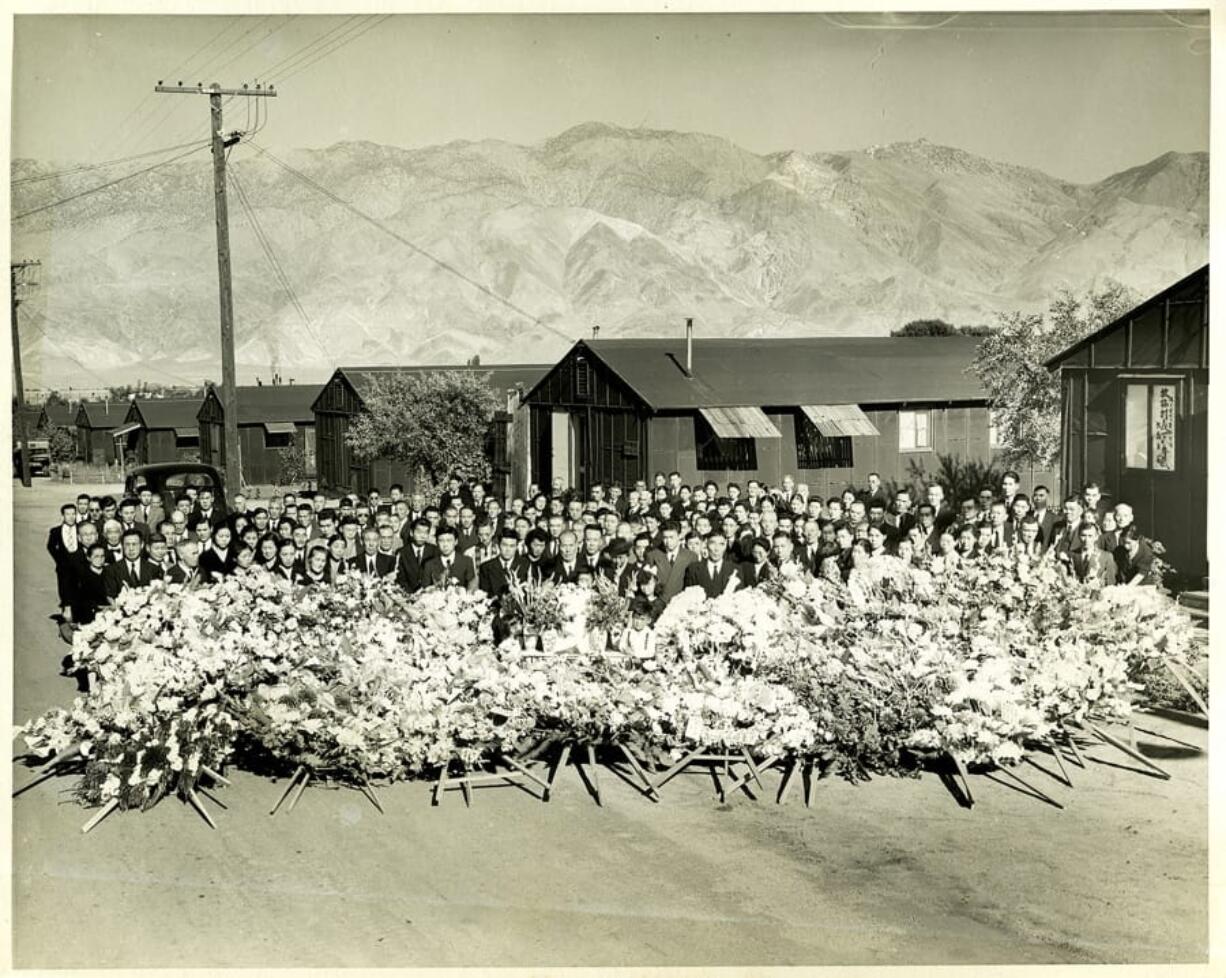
[277,15,392,84]
[12,142,209,222]
[124,17,273,152]
[210,16,297,78]
[246,141,576,345]
[267,15,380,83]
[227,165,330,359]
[256,14,364,80]
[11,138,209,187]
[102,17,245,158]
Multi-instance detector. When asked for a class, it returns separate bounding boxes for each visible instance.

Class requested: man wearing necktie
[647,521,698,605]
[1073,522,1118,587]
[358,527,396,579]
[549,530,582,584]
[682,530,741,599]
[167,540,203,586]
[102,529,163,599]
[47,503,81,619]
[396,518,439,594]
[479,529,529,639]
[422,526,477,591]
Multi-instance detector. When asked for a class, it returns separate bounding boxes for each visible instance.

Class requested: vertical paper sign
[1152,384,1176,471]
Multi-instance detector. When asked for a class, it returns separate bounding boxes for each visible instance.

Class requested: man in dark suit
[166,539,206,586]
[1081,482,1111,525]
[1028,485,1057,545]
[478,529,529,598]
[859,472,892,511]
[103,529,163,599]
[117,498,151,543]
[191,486,228,529]
[47,502,82,619]
[1048,496,1087,564]
[683,530,742,598]
[646,521,698,604]
[925,484,957,534]
[577,525,606,575]
[354,527,397,579]
[422,525,477,591]
[396,519,439,594]
[549,530,584,585]
[134,485,166,530]
[1072,522,1118,587]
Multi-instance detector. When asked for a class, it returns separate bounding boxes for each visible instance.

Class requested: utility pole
[155,81,276,495]
[11,259,40,488]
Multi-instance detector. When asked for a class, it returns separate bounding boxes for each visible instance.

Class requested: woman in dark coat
[199,524,238,579]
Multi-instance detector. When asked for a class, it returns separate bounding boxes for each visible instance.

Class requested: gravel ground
[9,479,1209,968]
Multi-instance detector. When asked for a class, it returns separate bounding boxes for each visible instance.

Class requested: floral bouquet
[504,576,566,637]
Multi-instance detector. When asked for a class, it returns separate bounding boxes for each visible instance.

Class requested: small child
[619,597,657,661]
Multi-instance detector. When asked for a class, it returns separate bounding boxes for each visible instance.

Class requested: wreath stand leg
[721,753,782,800]
[1161,656,1209,719]
[994,764,1064,810]
[1080,720,1171,780]
[544,743,571,801]
[459,763,473,807]
[616,744,659,802]
[803,759,816,808]
[185,786,218,828]
[287,770,312,811]
[1058,726,1087,769]
[13,742,85,799]
[431,759,450,807]
[200,765,231,787]
[583,744,601,806]
[358,781,384,814]
[776,758,799,805]
[502,755,552,796]
[650,747,704,794]
[949,752,974,808]
[1026,741,1073,788]
[81,798,119,834]
[269,766,307,816]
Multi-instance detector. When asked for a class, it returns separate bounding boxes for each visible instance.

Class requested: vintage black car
[124,462,226,514]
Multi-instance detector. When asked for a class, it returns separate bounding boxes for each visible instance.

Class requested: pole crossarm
[154,84,277,98]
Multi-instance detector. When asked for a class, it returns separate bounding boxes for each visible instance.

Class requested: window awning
[174,427,198,438]
[264,421,297,435]
[800,404,881,437]
[700,406,781,439]
[110,422,140,439]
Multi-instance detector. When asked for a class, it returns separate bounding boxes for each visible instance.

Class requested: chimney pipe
[685,318,693,373]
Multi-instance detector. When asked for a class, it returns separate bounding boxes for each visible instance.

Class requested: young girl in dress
[619,597,657,661]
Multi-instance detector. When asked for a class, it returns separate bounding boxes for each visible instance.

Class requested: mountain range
[11,122,1208,388]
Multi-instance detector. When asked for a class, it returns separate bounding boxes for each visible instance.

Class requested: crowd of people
[45,469,1162,642]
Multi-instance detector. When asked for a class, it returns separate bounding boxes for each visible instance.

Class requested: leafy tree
[47,426,76,464]
[892,319,995,337]
[892,319,959,336]
[972,280,1138,468]
[44,390,70,408]
[905,453,1003,507]
[274,445,308,488]
[345,371,500,501]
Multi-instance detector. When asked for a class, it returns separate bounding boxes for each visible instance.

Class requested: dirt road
[10,480,1209,967]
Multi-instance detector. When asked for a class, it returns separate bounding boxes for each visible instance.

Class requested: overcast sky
[11,10,1210,183]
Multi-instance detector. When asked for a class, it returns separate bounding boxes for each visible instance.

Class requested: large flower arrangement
[16,549,1204,817]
